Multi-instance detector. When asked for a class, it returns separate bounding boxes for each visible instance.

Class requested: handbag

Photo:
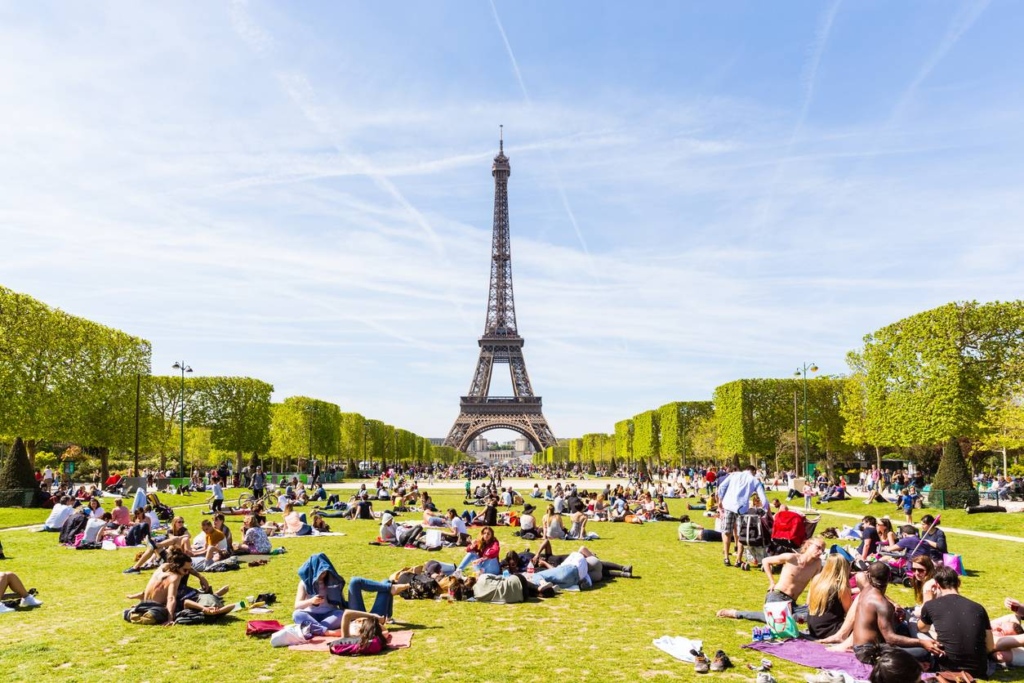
[763,599,800,640]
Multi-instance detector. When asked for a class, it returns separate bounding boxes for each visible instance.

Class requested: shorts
[195,593,224,609]
[721,510,739,535]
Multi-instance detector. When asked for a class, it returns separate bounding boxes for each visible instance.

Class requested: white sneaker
[20,594,42,608]
[0,603,14,613]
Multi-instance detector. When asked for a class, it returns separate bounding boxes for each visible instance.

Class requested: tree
[632,410,660,464]
[857,301,1024,447]
[690,413,726,464]
[978,393,1024,475]
[614,419,633,465]
[0,437,38,506]
[931,437,979,508]
[199,377,273,473]
[658,401,713,466]
[340,413,367,464]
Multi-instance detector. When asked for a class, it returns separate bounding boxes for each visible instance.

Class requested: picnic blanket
[289,630,414,652]
[744,639,872,680]
[652,636,703,663]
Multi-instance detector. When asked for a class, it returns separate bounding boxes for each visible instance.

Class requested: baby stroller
[147,493,174,522]
[737,512,772,570]
[767,510,820,556]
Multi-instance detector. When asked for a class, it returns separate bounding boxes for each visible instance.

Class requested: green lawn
[1,490,1023,682]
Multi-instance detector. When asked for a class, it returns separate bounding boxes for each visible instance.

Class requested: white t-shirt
[44,504,74,529]
[83,517,106,543]
[43,468,54,480]
[563,551,592,587]
[520,514,536,531]
[554,496,565,513]
[146,511,160,528]
[212,483,224,500]
[90,506,105,518]
[449,516,467,535]
[277,494,290,510]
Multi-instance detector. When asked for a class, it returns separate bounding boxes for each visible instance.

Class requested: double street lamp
[172,361,193,478]
[794,362,818,478]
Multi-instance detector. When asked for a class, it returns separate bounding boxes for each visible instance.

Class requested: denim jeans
[532,563,579,589]
[458,552,500,575]
[346,576,394,618]
[292,608,344,635]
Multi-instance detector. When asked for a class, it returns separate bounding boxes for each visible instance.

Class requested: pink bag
[942,553,965,576]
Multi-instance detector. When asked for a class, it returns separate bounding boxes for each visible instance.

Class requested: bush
[930,437,979,508]
[0,437,41,507]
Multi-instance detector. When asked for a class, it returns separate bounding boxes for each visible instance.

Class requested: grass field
[2,488,1023,683]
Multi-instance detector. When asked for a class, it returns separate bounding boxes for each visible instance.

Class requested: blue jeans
[457,552,500,575]
[533,563,579,588]
[346,577,395,618]
[292,608,344,636]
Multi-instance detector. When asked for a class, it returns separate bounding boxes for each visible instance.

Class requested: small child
[802,484,813,511]
[900,491,914,523]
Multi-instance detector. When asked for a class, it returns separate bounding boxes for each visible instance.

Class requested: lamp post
[794,362,818,479]
[304,403,319,477]
[172,361,192,478]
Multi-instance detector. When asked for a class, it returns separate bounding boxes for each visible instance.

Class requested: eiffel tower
[443,130,557,453]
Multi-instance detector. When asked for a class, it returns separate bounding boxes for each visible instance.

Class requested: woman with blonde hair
[806,553,852,640]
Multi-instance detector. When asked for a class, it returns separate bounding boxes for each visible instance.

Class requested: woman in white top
[87,498,105,518]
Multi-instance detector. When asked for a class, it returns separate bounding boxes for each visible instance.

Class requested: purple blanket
[743,639,874,680]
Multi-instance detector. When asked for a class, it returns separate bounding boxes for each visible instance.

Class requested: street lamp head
[794,370,801,377]
[810,364,818,373]
[172,362,181,370]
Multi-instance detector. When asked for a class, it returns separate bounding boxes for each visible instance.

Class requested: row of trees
[536,301,1024,497]
[0,286,466,490]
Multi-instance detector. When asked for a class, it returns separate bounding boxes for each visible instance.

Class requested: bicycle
[238,481,278,509]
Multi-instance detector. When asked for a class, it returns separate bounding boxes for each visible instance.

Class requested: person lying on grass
[0,571,42,613]
[991,597,1024,667]
[124,548,231,625]
[378,512,424,547]
[677,515,722,542]
[716,537,826,623]
[511,541,633,579]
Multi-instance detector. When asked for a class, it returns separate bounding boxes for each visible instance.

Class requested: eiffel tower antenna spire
[443,132,557,455]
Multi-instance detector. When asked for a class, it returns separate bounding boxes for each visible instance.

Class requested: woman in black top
[806,553,853,639]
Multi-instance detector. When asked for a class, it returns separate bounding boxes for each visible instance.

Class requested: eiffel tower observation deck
[443,130,557,453]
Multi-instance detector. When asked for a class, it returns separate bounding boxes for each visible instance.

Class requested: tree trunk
[99,447,109,484]
[159,450,167,472]
[26,439,37,469]
[875,444,881,470]
[235,450,244,478]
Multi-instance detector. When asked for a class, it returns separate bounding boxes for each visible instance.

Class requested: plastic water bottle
[527,563,534,575]
[752,627,761,642]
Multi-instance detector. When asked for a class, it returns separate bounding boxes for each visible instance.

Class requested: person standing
[251,467,266,502]
[716,465,768,567]
[209,477,224,513]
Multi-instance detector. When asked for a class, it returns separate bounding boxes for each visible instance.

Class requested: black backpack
[398,573,439,600]
[59,513,88,545]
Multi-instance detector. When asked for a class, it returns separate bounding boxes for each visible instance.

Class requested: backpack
[737,513,767,547]
[399,573,439,600]
[155,504,174,522]
[59,513,88,545]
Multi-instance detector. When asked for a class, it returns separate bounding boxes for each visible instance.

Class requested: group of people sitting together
[714,526,1023,679]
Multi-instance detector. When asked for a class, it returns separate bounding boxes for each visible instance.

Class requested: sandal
[723,557,731,567]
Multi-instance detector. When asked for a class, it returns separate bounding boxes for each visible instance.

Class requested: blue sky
[2,0,1022,442]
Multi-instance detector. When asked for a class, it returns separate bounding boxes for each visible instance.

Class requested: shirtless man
[125,549,232,625]
[850,562,942,663]
[716,538,825,622]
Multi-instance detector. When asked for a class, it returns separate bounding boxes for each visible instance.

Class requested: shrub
[0,437,40,506]
[930,437,979,508]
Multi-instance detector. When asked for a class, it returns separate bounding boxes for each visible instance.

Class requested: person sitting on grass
[292,552,410,635]
[0,572,42,613]
[838,562,942,663]
[917,565,994,679]
[41,495,76,532]
[542,505,566,540]
[918,515,947,564]
[124,516,191,573]
[677,515,722,542]
[456,526,501,575]
[567,503,597,540]
[234,515,272,555]
[212,513,233,557]
[716,538,826,623]
[805,553,853,640]
[282,502,312,536]
[124,548,232,625]
[348,494,375,521]
[441,508,470,546]
[190,519,229,565]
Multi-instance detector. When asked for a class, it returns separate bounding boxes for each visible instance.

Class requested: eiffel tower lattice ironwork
[443,131,557,453]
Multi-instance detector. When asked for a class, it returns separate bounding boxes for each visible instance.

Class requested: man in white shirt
[42,496,75,531]
[553,494,565,514]
[42,467,54,489]
[716,465,768,567]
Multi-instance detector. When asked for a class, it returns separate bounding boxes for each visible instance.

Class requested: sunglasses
[912,566,927,573]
